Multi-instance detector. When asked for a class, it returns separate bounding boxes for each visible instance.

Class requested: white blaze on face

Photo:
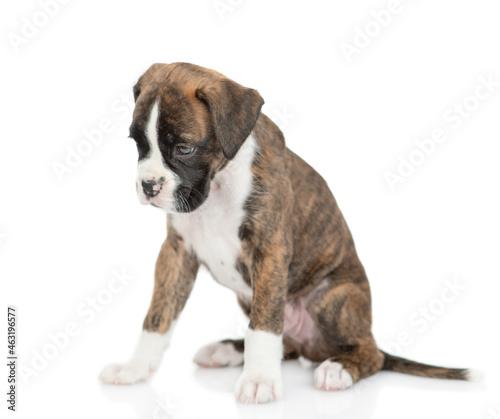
[136,101,179,211]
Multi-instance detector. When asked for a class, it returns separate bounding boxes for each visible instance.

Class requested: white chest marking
[171,135,257,298]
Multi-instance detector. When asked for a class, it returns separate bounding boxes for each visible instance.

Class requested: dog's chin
[137,190,208,214]
[137,192,173,213]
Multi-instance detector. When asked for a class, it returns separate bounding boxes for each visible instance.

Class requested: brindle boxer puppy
[99,63,471,403]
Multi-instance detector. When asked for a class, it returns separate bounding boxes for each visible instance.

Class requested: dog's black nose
[142,180,160,197]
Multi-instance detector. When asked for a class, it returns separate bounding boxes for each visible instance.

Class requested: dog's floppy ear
[196,79,264,160]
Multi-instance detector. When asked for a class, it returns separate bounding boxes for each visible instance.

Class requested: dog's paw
[99,362,155,385]
[235,371,283,404]
[314,360,353,391]
[193,341,244,368]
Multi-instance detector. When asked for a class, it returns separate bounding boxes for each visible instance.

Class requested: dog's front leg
[100,232,198,384]
[235,241,289,404]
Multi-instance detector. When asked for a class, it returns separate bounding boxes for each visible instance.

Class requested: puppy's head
[129,62,264,213]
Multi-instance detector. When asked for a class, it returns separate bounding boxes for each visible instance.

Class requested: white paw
[193,341,244,368]
[314,360,353,391]
[99,361,156,385]
[235,371,283,404]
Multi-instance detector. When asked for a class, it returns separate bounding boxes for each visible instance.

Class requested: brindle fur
[142,224,199,333]
[137,63,468,384]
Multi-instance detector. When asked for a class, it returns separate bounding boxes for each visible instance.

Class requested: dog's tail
[380,350,479,381]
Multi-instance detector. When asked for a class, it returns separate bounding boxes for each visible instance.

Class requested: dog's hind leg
[193,339,244,367]
[307,275,384,391]
[306,270,470,390]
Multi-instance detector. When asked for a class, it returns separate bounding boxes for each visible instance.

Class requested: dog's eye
[176,144,196,156]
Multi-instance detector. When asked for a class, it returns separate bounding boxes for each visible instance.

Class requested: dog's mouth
[142,192,174,212]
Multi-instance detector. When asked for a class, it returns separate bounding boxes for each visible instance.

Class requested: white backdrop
[1,1,499,418]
